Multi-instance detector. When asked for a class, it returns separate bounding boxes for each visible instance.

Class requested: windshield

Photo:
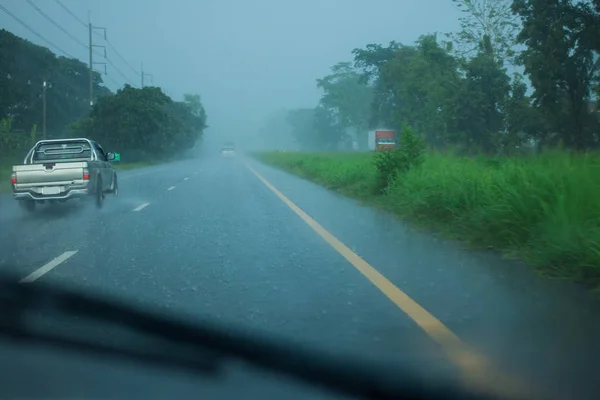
[1,1,600,400]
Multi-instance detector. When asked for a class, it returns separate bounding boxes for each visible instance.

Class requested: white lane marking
[133,203,150,212]
[119,171,152,180]
[167,186,176,191]
[193,172,198,175]
[184,177,189,181]
[20,250,79,283]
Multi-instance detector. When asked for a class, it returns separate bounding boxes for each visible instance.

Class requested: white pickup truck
[11,138,120,212]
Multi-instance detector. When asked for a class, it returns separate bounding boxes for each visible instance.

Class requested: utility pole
[88,12,106,106]
[42,80,47,139]
[88,21,92,106]
[141,62,153,88]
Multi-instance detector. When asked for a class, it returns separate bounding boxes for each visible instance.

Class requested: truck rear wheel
[96,180,104,209]
[112,174,118,196]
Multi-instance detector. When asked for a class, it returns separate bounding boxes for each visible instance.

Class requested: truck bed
[12,161,90,200]
[13,162,87,184]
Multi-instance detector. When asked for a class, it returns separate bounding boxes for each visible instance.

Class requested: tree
[183,93,208,126]
[0,29,109,141]
[512,0,600,150]
[352,42,401,85]
[446,35,512,152]
[0,29,207,163]
[71,85,206,161]
[316,62,372,149]
[352,41,401,128]
[287,108,317,150]
[274,0,600,155]
[445,0,520,67]
[286,106,345,151]
[378,34,461,149]
[312,105,346,149]
[253,109,297,151]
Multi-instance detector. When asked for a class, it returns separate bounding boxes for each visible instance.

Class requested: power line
[102,73,122,89]
[93,30,141,78]
[25,0,103,59]
[93,29,105,40]
[3,1,148,91]
[52,0,86,28]
[25,0,88,50]
[106,57,137,87]
[54,3,142,83]
[0,4,75,58]
[141,63,153,88]
[106,39,141,77]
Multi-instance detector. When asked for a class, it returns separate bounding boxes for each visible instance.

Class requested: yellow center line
[248,165,542,400]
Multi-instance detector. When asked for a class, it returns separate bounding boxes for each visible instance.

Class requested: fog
[1,0,462,151]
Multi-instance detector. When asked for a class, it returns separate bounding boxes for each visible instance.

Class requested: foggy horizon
[0,0,462,145]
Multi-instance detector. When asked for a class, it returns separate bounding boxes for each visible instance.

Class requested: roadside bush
[374,124,425,192]
[374,150,403,192]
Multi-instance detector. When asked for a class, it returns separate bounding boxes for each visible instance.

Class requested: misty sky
[1,0,462,140]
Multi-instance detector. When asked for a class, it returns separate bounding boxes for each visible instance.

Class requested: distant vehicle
[10,138,120,212]
[368,129,397,151]
[221,143,235,157]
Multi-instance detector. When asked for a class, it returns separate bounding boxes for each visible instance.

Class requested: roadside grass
[113,161,158,172]
[257,152,379,199]
[255,150,600,289]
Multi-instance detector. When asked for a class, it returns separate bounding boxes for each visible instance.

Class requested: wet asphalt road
[1,153,600,399]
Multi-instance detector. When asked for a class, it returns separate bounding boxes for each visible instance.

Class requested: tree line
[0,29,207,162]
[274,0,600,154]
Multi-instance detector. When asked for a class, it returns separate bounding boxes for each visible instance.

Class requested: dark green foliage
[0,29,207,164]
[0,29,110,141]
[374,125,425,192]
[70,85,207,161]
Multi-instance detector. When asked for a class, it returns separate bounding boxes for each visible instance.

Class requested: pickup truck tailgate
[14,162,86,184]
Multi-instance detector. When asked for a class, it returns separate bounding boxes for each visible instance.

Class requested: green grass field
[257,150,600,289]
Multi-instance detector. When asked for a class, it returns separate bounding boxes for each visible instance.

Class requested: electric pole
[88,21,92,106]
[141,62,153,88]
[88,12,106,106]
[42,80,47,139]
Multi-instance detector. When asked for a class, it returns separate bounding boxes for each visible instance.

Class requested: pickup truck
[11,138,120,212]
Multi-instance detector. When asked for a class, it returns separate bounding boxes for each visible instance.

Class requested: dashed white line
[167,186,176,191]
[184,177,189,181]
[119,171,152,180]
[133,203,150,212]
[20,250,79,283]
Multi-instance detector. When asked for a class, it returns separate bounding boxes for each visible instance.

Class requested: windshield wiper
[0,273,496,400]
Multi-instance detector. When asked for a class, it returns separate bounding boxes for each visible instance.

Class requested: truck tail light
[11,172,16,185]
[83,168,90,180]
